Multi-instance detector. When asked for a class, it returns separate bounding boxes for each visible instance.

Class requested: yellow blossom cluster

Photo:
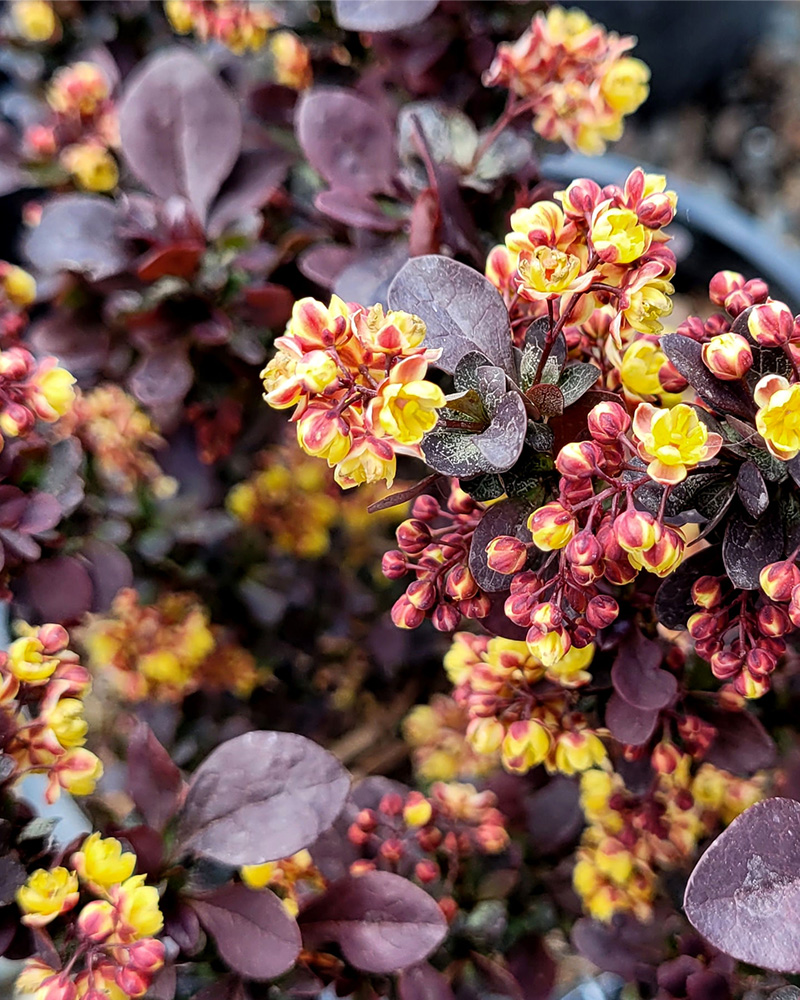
[262,297,445,489]
[441,632,606,777]
[68,384,177,498]
[574,755,764,922]
[241,848,325,917]
[81,588,258,702]
[16,833,164,1000]
[3,623,103,804]
[165,0,277,53]
[484,6,649,155]
[0,262,36,343]
[403,694,501,783]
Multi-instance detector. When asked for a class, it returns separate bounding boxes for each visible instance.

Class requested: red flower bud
[676,316,707,341]
[356,808,378,832]
[396,519,431,554]
[486,535,528,575]
[38,623,70,654]
[691,576,722,609]
[757,604,790,637]
[416,826,443,851]
[127,938,165,974]
[379,793,404,816]
[555,440,602,479]
[381,549,406,580]
[391,595,425,630]
[431,602,461,632]
[586,594,619,629]
[709,270,745,307]
[504,590,535,627]
[614,509,658,553]
[702,333,753,380]
[657,361,688,394]
[460,593,491,619]
[411,494,440,521]
[438,896,458,923]
[759,560,800,602]
[380,837,405,863]
[407,579,437,611]
[651,741,682,774]
[688,611,720,641]
[348,822,371,846]
[745,647,777,677]
[445,565,478,600]
[710,650,743,679]
[415,859,440,883]
[748,301,794,346]
[115,968,150,999]
[565,530,602,567]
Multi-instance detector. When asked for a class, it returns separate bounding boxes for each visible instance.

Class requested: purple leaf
[29,314,111,379]
[17,493,61,535]
[526,776,583,854]
[684,797,800,972]
[119,48,242,223]
[81,539,134,613]
[736,461,769,519]
[605,692,659,747]
[388,255,515,376]
[127,723,184,831]
[572,914,663,981]
[398,962,455,1000]
[147,964,177,1000]
[298,244,356,289]
[333,241,408,309]
[479,590,528,641]
[190,975,247,1000]
[299,870,447,973]
[723,507,783,590]
[207,148,291,239]
[506,934,557,1000]
[129,346,194,408]
[190,883,301,981]
[177,731,350,866]
[333,0,438,31]
[314,188,402,232]
[25,196,130,281]
[21,556,93,624]
[611,631,677,711]
[295,88,396,195]
[703,707,776,777]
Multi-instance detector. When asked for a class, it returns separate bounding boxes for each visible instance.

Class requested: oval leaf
[299,870,447,974]
[295,88,396,195]
[25,196,130,281]
[127,723,184,832]
[723,508,783,590]
[388,255,515,376]
[611,631,677,711]
[119,48,242,222]
[333,0,438,31]
[398,963,455,1000]
[684,798,800,972]
[177,731,350,866]
[190,883,301,981]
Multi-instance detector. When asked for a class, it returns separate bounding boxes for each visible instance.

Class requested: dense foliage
[0,2,798,1000]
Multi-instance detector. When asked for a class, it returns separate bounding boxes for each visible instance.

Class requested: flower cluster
[382,483,491,632]
[443,631,606,777]
[262,296,444,489]
[574,754,763,922]
[242,849,325,917]
[0,262,36,344]
[165,0,278,53]
[69,385,177,498]
[0,345,75,449]
[81,588,257,701]
[24,60,119,192]
[16,833,164,1000]
[403,694,500,782]
[484,6,649,155]
[2,623,102,804]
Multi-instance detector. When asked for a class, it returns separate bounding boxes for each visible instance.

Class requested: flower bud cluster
[403,694,501,783]
[384,483,491,632]
[81,588,257,702]
[165,0,277,53]
[0,262,36,344]
[574,756,763,922]
[16,833,164,1000]
[2,623,103,804]
[484,7,649,155]
[443,632,606,778]
[24,61,119,192]
[0,345,75,449]
[69,385,176,499]
[262,297,445,490]
[688,566,800,699]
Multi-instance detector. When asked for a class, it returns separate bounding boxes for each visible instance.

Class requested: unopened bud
[748,301,794,347]
[486,535,528,575]
[403,792,433,828]
[565,530,602,567]
[614,509,658,553]
[407,579,437,611]
[757,604,790,637]
[585,594,619,629]
[411,494,440,521]
[710,650,743,679]
[556,440,602,479]
[759,560,800,602]
[415,859,440,883]
[391,595,425,630]
[445,564,478,600]
[651,741,682,774]
[702,333,753,381]
[709,270,745,307]
[381,549,406,580]
[379,793,404,817]
[528,502,576,551]
[396,519,431,555]
[692,576,722,609]
[432,602,461,632]
[459,593,491,619]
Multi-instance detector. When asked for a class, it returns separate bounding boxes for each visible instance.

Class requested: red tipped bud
[379,793,404,817]
[411,494,440,521]
[692,575,722,609]
[586,594,619,629]
[126,939,165,974]
[759,560,800,602]
[651,741,682,774]
[391,595,425,630]
[528,502,576,551]
[734,668,770,699]
[396,519,431,554]
[432,602,461,632]
[486,535,528,575]
[350,859,377,876]
[710,650,743,679]
[709,270,745,307]
[348,822,371,846]
[676,316,707,341]
[614,509,658,553]
[555,440,602,479]
[381,549,406,579]
[415,859,440,883]
[757,604,790,637]
[38,623,69,654]
[658,361,688,394]
[380,837,405,863]
[416,826,443,851]
[115,968,150,998]
[678,715,716,756]
[702,333,753,381]
[687,611,720,641]
[356,808,378,832]
[407,579,437,610]
[460,593,491,619]
[445,564,478,600]
[565,530,602,567]
[745,647,777,677]
[748,301,794,346]
[438,896,458,923]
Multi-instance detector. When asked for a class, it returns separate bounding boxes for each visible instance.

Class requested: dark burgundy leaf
[25,196,130,281]
[207,148,291,238]
[297,244,356,289]
[660,334,754,420]
[655,549,724,630]
[333,0,438,31]
[17,493,61,535]
[506,934,557,1000]
[737,461,769,519]
[398,962,455,1000]
[165,900,202,955]
[366,474,442,514]
[314,189,402,232]
[136,243,203,282]
[333,241,409,309]
[29,315,110,381]
[82,539,133,613]
[119,49,242,223]
[0,855,25,906]
[127,723,184,831]
[605,692,659,747]
[684,797,800,972]
[120,825,164,877]
[572,914,664,981]
[299,871,447,973]
[22,556,93,623]
[611,631,676,711]
[703,708,776,777]
[469,498,534,592]
[129,347,193,408]
[190,974,247,1000]
[526,776,583,854]
[295,88,396,195]
[388,255,516,376]
[471,954,523,1000]
[147,964,177,1000]
[190,883,301,981]
[177,731,350,866]
[723,507,783,590]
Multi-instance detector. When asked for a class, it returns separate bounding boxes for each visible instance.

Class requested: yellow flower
[403,704,440,745]
[270,31,312,90]
[52,748,103,799]
[546,642,595,687]
[601,57,650,115]
[334,437,396,489]
[595,839,634,885]
[17,867,79,927]
[623,278,674,336]
[139,650,192,688]
[517,246,583,297]
[3,266,36,307]
[591,206,650,263]
[754,374,800,460]
[46,697,88,748]
[553,731,607,775]
[33,365,76,420]
[116,875,164,940]
[295,350,338,394]
[61,144,119,193]
[527,628,569,667]
[241,862,277,890]
[12,0,57,42]
[8,636,55,684]
[632,402,723,484]
[403,795,433,827]
[501,719,551,774]
[544,6,594,47]
[376,379,445,446]
[620,339,667,398]
[72,833,136,893]
[164,0,194,33]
